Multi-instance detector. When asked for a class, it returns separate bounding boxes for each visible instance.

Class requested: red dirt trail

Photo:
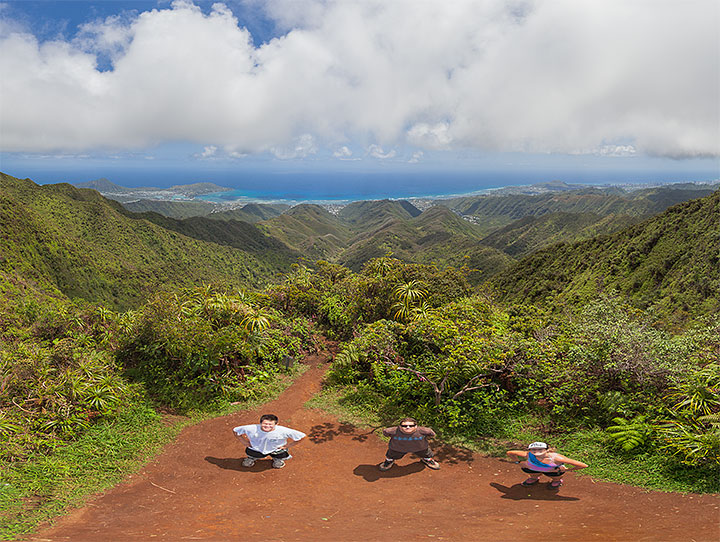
[27,354,719,542]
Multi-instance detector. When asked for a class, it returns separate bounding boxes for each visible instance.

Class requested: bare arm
[506,450,529,460]
[552,453,588,469]
[234,432,252,448]
[282,437,304,450]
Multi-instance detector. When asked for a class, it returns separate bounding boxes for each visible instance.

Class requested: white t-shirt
[233,424,306,454]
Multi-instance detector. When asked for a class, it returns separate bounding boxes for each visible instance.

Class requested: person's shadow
[307,422,375,444]
[490,482,580,501]
[205,456,275,472]
[353,462,426,482]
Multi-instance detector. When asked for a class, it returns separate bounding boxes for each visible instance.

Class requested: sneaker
[272,458,286,469]
[379,459,395,471]
[421,458,440,470]
[548,479,563,489]
[241,457,256,468]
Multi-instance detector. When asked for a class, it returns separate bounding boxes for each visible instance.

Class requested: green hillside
[209,203,289,223]
[444,185,717,221]
[121,200,288,222]
[122,199,217,218]
[122,211,299,266]
[0,173,294,310]
[338,205,514,281]
[338,199,421,228]
[260,204,353,260]
[481,211,640,258]
[491,190,720,325]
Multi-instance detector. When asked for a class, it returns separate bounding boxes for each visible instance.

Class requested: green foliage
[0,338,130,461]
[491,190,720,328]
[265,258,470,339]
[116,287,317,411]
[0,173,289,311]
[606,416,653,451]
[657,364,720,466]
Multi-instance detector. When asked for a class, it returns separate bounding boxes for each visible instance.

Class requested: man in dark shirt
[379,417,440,471]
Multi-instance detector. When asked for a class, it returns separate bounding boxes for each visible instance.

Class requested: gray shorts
[386,447,433,460]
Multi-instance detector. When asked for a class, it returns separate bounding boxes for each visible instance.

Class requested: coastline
[197,178,720,214]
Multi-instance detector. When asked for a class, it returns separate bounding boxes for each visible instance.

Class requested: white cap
[528,441,548,450]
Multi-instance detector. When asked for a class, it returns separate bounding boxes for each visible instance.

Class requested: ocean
[8,163,719,204]
[194,169,719,204]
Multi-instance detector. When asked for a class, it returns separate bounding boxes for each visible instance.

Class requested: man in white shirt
[233,414,306,469]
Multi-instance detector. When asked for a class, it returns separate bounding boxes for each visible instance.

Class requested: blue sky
[0,0,718,190]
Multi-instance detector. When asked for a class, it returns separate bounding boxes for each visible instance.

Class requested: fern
[606,416,652,451]
[333,343,363,368]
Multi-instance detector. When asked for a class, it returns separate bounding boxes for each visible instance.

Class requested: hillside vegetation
[444,185,717,220]
[261,204,353,260]
[491,190,720,326]
[0,174,294,310]
[122,199,217,218]
[481,211,640,258]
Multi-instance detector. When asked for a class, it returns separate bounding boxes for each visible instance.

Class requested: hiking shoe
[421,458,440,470]
[379,459,395,471]
[241,457,256,468]
[272,458,286,469]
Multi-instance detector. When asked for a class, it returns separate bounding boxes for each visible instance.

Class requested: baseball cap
[528,441,548,450]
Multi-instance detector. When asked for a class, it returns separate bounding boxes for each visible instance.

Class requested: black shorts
[246,447,290,459]
[521,467,564,477]
[386,447,433,460]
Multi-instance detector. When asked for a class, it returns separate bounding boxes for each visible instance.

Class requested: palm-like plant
[394,280,428,304]
[241,307,272,332]
[657,366,720,465]
[366,255,397,278]
[392,280,428,322]
[666,365,720,416]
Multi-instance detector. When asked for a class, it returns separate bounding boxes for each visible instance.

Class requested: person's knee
[271,450,290,459]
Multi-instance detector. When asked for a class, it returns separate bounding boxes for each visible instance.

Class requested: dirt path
[28,354,719,542]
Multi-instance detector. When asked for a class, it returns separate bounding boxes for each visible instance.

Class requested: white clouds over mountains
[1,0,717,159]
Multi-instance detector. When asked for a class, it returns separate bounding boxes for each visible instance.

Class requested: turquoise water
[195,170,718,203]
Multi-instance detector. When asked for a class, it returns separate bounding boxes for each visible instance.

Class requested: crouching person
[233,414,306,469]
[506,441,588,489]
[379,417,440,471]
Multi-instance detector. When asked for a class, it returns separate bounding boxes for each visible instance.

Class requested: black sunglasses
[400,424,417,428]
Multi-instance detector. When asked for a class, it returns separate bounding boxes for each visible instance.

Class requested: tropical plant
[657,365,720,465]
[391,280,428,322]
[606,416,653,451]
[241,307,272,332]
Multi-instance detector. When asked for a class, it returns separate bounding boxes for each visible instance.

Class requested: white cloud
[367,144,396,160]
[0,0,717,158]
[408,151,424,163]
[333,145,353,158]
[597,145,637,157]
[407,123,453,150]
[196,145,218,158]
[270,133,317,159]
